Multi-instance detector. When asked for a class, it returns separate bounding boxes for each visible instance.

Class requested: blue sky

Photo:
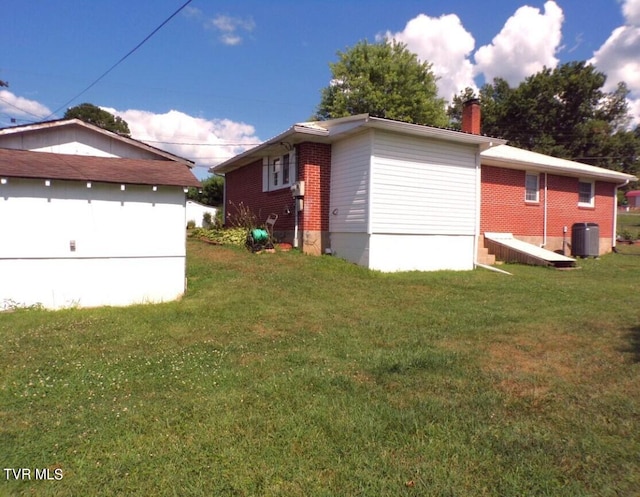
[2,0,639,178]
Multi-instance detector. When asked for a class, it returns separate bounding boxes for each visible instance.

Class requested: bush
[189,227,247,247]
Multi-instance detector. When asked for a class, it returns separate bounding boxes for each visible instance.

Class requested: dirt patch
[486,333,581,380]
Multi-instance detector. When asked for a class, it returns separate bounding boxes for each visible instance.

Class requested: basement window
[578,179,595,207]
[525,172,539,202]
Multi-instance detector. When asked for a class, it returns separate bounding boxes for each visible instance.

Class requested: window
[282,154,290,185]
[525,172,539,202]
[272,158,280,187]
[578,179,594,207]
[262,150,296,192]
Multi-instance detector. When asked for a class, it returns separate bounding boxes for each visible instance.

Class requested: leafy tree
[187,175,224,207]
[0,80,8,88]
[315,39,448,127]
[449,62,639,176]
[64,103,130,136]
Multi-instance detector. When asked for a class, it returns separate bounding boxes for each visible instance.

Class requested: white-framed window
[262,150,296,192]
[525,172,539,202]
[578,179,595,207]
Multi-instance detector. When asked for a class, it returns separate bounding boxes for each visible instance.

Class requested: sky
[1,0,639,179]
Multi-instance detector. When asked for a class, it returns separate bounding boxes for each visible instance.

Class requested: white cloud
[0,90,51,120]
[207,15,255,46]
[383,13,476,100]
[183,9,255,46]
[590,0,640,127]
[104,107,261,176]
[623,0,640,26]
[474,1,564,85]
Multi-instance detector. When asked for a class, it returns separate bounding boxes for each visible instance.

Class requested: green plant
[186,219,196,230]
[226,201,258,229]
[202,212,213,229]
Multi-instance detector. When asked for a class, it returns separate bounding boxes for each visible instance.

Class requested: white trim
[578,178,595,207]
[263,151,296,192]
[525,171,539,202]
[482,144,636,183]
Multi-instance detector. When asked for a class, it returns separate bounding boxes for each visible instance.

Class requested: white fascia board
[481,144,637,182]
[211,124,332,174]
[364,117,506,146]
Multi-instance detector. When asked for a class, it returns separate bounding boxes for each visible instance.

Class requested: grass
[1,237,640,496]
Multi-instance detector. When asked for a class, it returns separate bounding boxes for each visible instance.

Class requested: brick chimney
[461,98,481,135]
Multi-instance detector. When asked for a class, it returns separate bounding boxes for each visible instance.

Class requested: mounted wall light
[0,178,6,185]
[183,187,189,193]
[45,180,51,187]
[87,182,92,189]
[152,185,158,192]
[120,184,126,191]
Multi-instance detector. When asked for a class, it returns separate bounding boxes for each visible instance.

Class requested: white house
[214,108,636,272]
[0,120,200,309]
[186,200,218,228]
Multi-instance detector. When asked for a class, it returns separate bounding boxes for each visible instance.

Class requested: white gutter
[473,145,482,269]
[613,179,630,248]
[542,173,548,248]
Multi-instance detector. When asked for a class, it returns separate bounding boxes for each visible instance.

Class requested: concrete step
[476,246,495,265]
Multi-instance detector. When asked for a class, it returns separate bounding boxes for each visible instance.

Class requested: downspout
[221,173,227,226]
[293,148,300,249]
[293,201,299,248]
[613,179,630,249]
[541,172,548,248]
[473,147,481,268]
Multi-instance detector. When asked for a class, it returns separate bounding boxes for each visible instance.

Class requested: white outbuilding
[0,120,200,310]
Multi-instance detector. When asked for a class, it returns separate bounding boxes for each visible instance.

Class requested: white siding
[369,234,475,272]
[0,179,187,309]
[329,131,372,233]
[329,233,370,268]
[186,200,218,227]
[0,127,168,160]
[370,130,478,235]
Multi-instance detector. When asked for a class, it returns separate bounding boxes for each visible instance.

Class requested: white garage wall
[0,178,187,309]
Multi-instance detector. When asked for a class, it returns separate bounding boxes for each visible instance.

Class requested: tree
[187,175,224,207]
[64,103,130,136]
[315,39,448,127]
[450,62,639,176]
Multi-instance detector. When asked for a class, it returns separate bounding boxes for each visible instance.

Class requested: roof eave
[0,119,195,168]
[481,155,637,183]
[211,125,331,174]
[365,117,506,145]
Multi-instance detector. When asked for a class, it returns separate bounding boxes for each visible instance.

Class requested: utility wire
[43,0,194,121]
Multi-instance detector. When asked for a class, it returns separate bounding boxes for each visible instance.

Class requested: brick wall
[481,164,616,252]
[298,142,331,232]
[223,142,332,252]
[480,165,545,236]
[224,159,296,232]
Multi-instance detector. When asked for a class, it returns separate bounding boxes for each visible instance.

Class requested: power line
[43,0,194,121]
[0,95,49,119]
[141,139,262,147]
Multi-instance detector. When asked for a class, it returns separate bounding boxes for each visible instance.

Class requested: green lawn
[1,238,639,496]
[618,210,640,241]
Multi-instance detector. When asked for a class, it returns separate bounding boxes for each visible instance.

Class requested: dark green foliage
[187,175,223,207]
[316,39,448,127]
[64,103,131,136]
